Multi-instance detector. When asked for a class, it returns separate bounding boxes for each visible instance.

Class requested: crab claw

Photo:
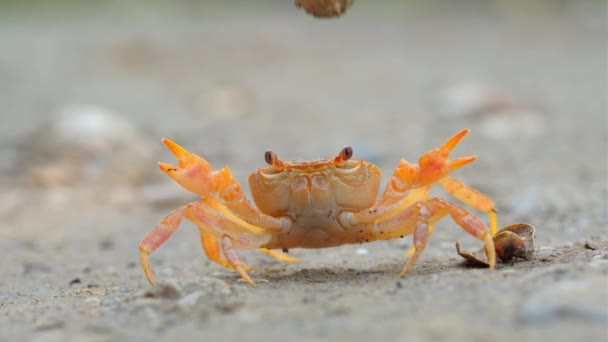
[159,138,213,196]
[439,129,477,174]
[412,129,477,187]
[440,128,470,155]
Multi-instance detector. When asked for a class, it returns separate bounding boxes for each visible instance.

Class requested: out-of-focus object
[18,105,155,187]
[434,82,515,119]
[197,85,259,120]
[295,0,354,18]
[456,223,536,267]
[478,108,545,139]
[433,81,546,139]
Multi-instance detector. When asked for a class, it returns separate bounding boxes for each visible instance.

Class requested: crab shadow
[219,258,477,287]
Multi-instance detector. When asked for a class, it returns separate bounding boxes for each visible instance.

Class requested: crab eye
[264,150,275,165]
[340,146,353,161]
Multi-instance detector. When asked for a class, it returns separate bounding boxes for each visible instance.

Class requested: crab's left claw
[440,129,476,174]
[159,138,214,196]
[414,129,476,186]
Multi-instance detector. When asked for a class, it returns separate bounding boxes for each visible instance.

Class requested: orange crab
[140,129,498,286]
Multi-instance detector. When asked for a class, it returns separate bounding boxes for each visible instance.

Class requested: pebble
[589,253,608,268]
[177,291,203,307]
[30,331,66,342]
[143,279,182,299]
[325,305,352,316]
[584,241,598,250]
[355,247,369,256]
[519,277,608,323]
[34,317,65,331]
[83,297,101,306]
[99,298,120,309]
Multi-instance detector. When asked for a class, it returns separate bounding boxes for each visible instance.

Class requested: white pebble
[83,297,101,306]
[355,248,369,256]
[177,291,203,306]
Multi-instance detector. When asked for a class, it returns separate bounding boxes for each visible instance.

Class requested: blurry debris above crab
[295,0,354,18]
[456,223,536,267]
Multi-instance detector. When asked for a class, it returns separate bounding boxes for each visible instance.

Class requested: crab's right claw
[159,138,213,196]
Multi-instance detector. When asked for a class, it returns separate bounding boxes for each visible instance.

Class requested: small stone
[100,298,120,309]
[302,295,316,303]
[177,291,203,307]
[68,278,81,285]
[84,323,114,334]
[143,279,182,299]
[98,237,114,251]
[325,305,352,316]
[22,262,51,275]
[584,241,598,250]
[355,247,369,256]
[214,300,243,314]
[83,297,101,306]
[35,317,65,331]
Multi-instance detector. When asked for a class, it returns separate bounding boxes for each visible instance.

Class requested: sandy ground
[0,1,607,341]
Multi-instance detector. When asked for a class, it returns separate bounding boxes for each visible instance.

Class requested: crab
[140,129,498,286]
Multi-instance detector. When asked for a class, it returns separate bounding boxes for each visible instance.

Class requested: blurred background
[0,1,606,340]
[1,0,605,237]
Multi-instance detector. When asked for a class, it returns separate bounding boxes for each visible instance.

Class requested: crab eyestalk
[333,146,353,165]
[264,150,285,171]
[159,138,215,196]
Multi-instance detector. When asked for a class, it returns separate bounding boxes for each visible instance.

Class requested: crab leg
[185,198,273,286]
[199,230,251,271]
[140,197,273,286]
[340,197,495,275]
[400,186,434,258]
[140,206,186,285]
[222,236,255,286]
[398,198,495,275]
[257,248,301,263]
[438,176,498,236]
